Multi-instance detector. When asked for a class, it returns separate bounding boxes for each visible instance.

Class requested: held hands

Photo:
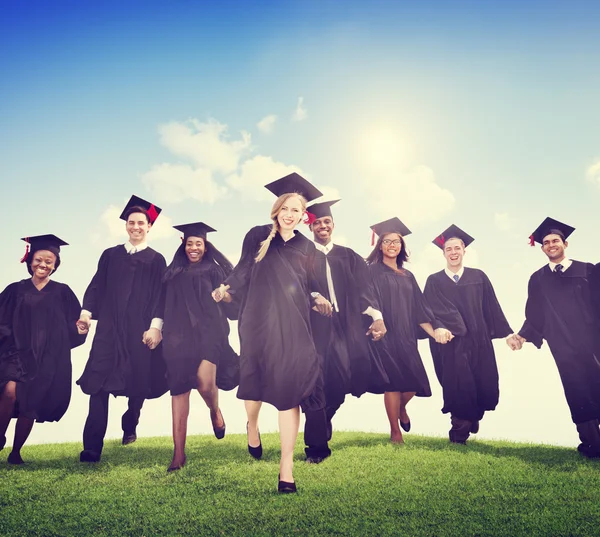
[506,334,525,351]
[142,327,162,350]
[76,314,91,335]
[433,328,454,344]
[312,295,333,317]
[366,319,387,341]
[212,284,231,303]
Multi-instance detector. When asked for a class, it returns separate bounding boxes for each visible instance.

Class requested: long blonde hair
[255,192,307,263]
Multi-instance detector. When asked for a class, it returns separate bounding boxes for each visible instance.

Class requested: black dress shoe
[247,422,262,460]
[80,449,101,463]
[122,431,137,445]
[7,451,24,465]
[278,474,297,493]
[470,421,480,434]
[212,409,226,440]
[400,420,411,433]
[577,443,600,458]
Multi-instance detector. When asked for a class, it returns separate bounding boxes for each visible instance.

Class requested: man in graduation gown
[424,225,515,444]
[512,218,600,458]
[77,195,167,462]
[303,199,387,462]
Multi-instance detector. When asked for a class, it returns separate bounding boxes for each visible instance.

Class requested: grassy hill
[1,432,600,537]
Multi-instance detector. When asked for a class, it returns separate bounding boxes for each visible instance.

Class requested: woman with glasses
[366,218,441,444]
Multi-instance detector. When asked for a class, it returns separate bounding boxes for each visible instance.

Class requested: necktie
[555,264,563,273]
[453,274,460,283]
[130,247,137,255]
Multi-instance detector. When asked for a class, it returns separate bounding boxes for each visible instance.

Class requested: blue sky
[2,0,600,447]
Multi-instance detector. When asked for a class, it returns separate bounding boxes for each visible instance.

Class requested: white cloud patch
[226,155,306,201]
[586,161,600,185]
[141,162,226,204]
[494,212,515,231]
[158,119,251,174]
[292,97,307,122]
[314,185,342,202]
[257,114,277,134]
[368,165,455,226]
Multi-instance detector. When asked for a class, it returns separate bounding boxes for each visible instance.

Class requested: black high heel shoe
[246,422,262,460]
[278,474,297,493]
[212,409,226,440]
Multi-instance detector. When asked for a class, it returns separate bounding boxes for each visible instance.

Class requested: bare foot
[167,455,186,472]
[390,431,405,444]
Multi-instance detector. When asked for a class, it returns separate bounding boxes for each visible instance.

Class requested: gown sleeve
[410,272,441,338]
[149,253,167,321]
[224,227,262,294]
[211,264,239,321]
[61,284,88,349]
[518,272,545,349]
[481,271,513,339]
[350,251,380,312]
[0,283,17,349]
[423,274,468,337]
[82,248,110,319]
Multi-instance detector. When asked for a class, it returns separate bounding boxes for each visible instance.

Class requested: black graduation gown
[162,260,239,396]
[367,264,433,396]
[0,279,86,422]
[310,245,389,406]
[424,268,512,421]
[77,245,168,398]
[225,225,322,412]
[519,261,600,424]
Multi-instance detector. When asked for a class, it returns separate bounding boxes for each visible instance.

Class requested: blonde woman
[213,173,332,493]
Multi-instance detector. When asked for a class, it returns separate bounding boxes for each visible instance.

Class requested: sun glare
[362,127,409,174]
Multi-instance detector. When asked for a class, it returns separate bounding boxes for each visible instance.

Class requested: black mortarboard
[370,217,412,240]
[119,195,162,224]
[20,234,68,273]
[173,222,217,240]
[432,224,474,249]
[307,199,340,220]
[264,172,323,202]
[528,217,575,246]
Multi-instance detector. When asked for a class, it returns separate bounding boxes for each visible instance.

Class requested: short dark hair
[123,205,150,223]
[542,228,566,243]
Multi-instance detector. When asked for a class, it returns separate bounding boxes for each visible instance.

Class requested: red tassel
[303,211,316,226]
[371,230,376,246]
[180,235,184,242]
[529,234,535,247]
[147,204,159,224]
[434,234,445,247]
[20,239,30,263]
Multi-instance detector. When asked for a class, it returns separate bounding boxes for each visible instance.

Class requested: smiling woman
[0,235,87,464]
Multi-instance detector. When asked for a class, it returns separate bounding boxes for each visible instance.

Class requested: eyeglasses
[382,239,402,246]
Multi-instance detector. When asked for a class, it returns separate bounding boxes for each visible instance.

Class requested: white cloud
[226,155,306,201]
[494,212,515,231]
[586,161,600,185]
[141,162,226,204]
[367,165,455,226]
[314,185,342,202]
[158,119,251,173]
[292,96,307,122]
[257,114,277,134]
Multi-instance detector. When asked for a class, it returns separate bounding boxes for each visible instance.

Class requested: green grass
[1,432,600,537]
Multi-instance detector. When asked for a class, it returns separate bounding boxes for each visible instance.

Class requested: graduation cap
[264,172,323,202]
[119,195,162,224]
[432,224,474,249]
[370,217,412,246]
[20,234,68,272]
[307,199,340,220]
[173,222,217,240]
[528,217,575,246]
